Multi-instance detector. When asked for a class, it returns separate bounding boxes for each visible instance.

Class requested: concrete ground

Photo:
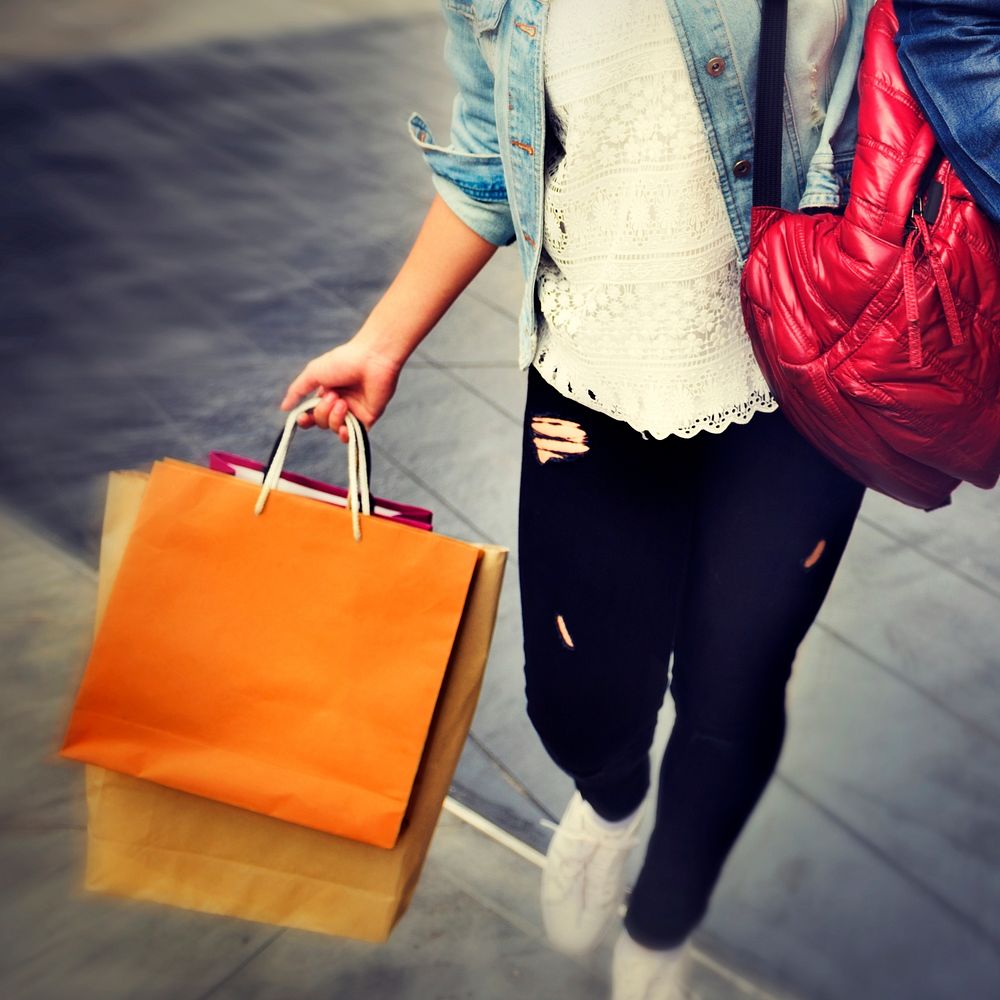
[1,2,999,998]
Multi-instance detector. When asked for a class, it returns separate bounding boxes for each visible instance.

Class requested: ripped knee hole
[803,539,826,569]
[531,416,589,464]
[555,614,575,649]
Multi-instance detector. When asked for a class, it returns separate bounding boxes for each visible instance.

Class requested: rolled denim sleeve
[407,2,516,246]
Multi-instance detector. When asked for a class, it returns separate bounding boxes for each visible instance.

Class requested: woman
[281,1,875,996]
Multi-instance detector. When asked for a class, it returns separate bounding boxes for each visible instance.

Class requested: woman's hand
[279,338,403,444]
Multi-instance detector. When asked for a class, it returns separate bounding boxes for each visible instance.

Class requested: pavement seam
[464,286,519,323]
[192,929,286,1000]
[368,440,501,547]
[413,349,525,426]
[854,513,1000,603]
[432,860,544,942]
[810,619,1000,749]
[464,731,558,824]
[780,774,1000,955]
[444,796,546,869]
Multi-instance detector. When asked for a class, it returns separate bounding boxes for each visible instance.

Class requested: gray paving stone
[204,811,608,1000]
[818,518,1000,741]
[434,364,526,423]
[449,737,551,853]
[860,482,1000,596]
[783,626,1000,943]
[203,808,768,1000]
[0,829,281,1000]
[306,236,419,320]
[373,364,522,548]
[0,521,93,833]
[702,777,1000,1000]
[416,296,523,370]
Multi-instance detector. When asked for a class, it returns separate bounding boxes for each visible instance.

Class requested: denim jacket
[408,0,875,371]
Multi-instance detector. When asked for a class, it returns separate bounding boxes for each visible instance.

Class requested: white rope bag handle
[254,396,371,541]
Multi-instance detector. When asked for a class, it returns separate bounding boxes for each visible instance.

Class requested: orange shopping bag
[77,464,507,941]
[60,400,483,849]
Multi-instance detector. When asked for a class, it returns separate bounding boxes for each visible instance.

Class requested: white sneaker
[611,928,697,1000]
[539,791,646,955]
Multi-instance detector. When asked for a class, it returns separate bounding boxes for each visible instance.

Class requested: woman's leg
[623,405,867,948]
[517,364,697,818]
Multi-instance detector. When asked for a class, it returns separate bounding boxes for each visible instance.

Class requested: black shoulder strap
[752,0,789,208]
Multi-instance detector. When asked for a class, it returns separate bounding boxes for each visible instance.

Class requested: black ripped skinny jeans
[517,363,866,950]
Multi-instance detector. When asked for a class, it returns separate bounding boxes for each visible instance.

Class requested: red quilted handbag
[740,0,1000,511]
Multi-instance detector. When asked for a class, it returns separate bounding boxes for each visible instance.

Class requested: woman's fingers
[293,395,357,442]
[289,391,353,437]
[280,369,320,411]
[326,398,349,433]
[306,396,348,434]
[312,397,336,430]
[280,360,345,407]
[280,347,367,441]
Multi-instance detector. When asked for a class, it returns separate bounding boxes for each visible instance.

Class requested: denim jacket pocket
[470,0,509,33]
[444,0,507,32]
[443,0,475,19]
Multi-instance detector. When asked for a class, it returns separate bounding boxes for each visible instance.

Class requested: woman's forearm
[354,192,501,367]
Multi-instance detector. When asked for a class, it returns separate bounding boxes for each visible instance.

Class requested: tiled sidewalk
[2,4,999,999]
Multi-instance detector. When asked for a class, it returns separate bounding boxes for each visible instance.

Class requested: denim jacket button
[732,159,752,178]
[706,55,726,77]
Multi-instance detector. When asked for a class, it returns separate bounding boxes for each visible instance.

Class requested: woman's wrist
[352,311,417,373]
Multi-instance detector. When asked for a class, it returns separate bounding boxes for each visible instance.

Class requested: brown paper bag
[80,470,508,941]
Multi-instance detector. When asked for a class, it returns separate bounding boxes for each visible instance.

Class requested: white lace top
[532,0,779,439]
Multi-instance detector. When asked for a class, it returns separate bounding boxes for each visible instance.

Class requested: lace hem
[531,337,780,441]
